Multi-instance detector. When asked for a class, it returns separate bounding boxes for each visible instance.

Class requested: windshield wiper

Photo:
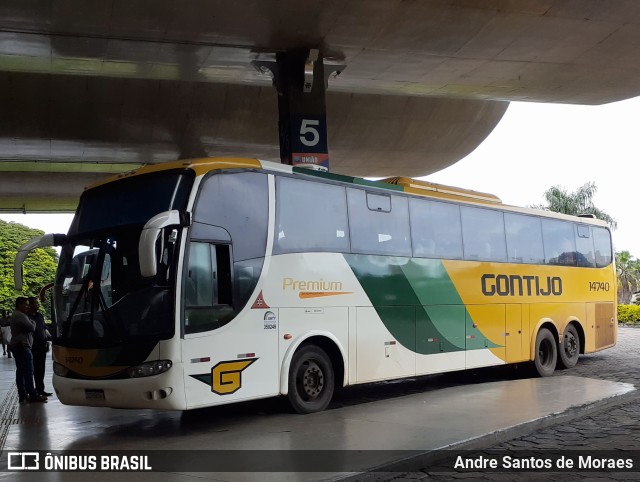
[61,273,92,338]
[93,241,126,341]
[61,240,127,342]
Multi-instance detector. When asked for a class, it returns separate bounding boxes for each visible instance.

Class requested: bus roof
[88,157,609,228]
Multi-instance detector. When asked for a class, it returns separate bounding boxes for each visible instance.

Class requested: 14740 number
[589,281,610,291]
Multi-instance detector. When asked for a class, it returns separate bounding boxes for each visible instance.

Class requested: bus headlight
[127,360,173,378]
[53,362,69,377]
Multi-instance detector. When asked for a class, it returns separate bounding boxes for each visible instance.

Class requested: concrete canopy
[2,1,640,211]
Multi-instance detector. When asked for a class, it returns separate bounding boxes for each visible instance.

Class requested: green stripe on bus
[400,259,467,349]
[344,255,499,353]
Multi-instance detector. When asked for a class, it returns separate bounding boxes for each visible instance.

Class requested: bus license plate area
[85,389,105,401]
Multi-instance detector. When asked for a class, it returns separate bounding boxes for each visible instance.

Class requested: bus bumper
[52,366,186,410]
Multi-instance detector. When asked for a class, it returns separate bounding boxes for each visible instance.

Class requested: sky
[1,97,638,257]
[424,98,639,258]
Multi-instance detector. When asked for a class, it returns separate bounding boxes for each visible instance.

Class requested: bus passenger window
[542,219,576,266]
[460,207,507,262]
[274,177,349,253]
[347,189,411,256]
[505,213,544,264]
[409,199,463,260]
[575,225,596,267]
[593,226,613,267]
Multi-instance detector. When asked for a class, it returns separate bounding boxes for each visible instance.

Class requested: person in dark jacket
[28,297,52,397]
[10,297,46,403]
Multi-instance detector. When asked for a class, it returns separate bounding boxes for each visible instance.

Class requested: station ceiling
[3,1,640,211]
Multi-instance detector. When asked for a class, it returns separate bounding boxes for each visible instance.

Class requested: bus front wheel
[558,324,580,369]
[533,328,557,377]
[287,345,335,414]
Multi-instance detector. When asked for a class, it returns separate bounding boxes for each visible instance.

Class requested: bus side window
[504,213,544,264]
[409,198,463,260]
[274,177,350,254]
[542,219,576,266]
[184,242,234,334]
[575,224,596,267]
[593,226,613,267]
[460,206,507,262]
[347,189,411,257]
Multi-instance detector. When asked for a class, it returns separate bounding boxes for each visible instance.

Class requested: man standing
[10,297,46,403]
[28,297,52,397]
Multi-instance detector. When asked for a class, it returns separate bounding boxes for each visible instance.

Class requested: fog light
[146,388,173,400]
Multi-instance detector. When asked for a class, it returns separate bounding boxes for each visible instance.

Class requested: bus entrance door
[182,309,280,409]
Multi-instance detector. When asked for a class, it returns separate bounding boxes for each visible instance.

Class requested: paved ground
[359,326,640,481]
[3,350,631,481]
[0,328,637,481]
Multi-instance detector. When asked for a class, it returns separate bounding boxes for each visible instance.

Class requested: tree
[616,250,640,304]
[0,220,58,317]
[530,182,617,229]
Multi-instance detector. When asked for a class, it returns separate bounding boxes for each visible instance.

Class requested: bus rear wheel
[534,328,557,377]
[558,324,580,369]
[287,345,334,414]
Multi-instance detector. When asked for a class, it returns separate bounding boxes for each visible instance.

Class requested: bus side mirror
[139,210,190,277]
[14,234,67,291]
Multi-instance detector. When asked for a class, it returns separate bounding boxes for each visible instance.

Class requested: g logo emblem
[211,358,257,395]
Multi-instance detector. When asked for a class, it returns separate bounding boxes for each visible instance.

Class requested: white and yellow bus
[15,158,617,413]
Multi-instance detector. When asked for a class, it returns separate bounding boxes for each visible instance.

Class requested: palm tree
[531,182,617,229]
[616,251,640,304]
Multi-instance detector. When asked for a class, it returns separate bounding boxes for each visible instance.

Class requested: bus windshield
[70,169,193,234]
[53,170,193,347]
[55,229,174,347]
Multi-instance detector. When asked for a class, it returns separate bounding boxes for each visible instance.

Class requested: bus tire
[533,328,557,377]
[287,345,334,414]
[558,324,580,369]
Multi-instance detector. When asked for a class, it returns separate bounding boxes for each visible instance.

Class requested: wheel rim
[538,338,553,368]
[564,332,578,358]
[297,360,324,401]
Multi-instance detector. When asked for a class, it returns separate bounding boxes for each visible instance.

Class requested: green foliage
[617,304,640,325]
[616,250,640,305]
[530,182,617,230]
[0,220,58,317]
